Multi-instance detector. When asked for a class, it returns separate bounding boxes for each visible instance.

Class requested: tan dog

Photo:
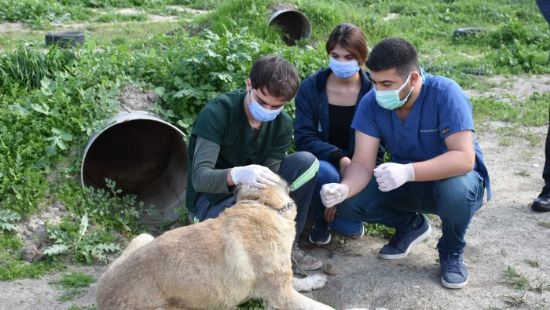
[96,179,334,310]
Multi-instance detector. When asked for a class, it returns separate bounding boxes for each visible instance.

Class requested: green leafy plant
[57,179,146,233]
[161,28,267,130]
[44,214,120,263]
[0,210,21,232]
[364,223,396,239]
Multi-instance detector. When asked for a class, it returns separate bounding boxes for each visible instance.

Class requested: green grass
[503,266,530,290]
[53,272,95,301]
[0,0,212,26]
[238,299,264,309]
[0,232,60,280]
[503,266,550,295]
[473,93,550,127]
[95,12,149,23]
[85,20,181,46]
[0,20,182,51]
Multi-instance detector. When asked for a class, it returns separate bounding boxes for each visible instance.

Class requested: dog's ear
[235,184,260,202]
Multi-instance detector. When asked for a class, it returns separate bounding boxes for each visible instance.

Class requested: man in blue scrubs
[320,38,490,289]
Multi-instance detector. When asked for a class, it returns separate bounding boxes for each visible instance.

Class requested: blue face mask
[375,73,414,110]
[329,57,359,79]
[248,90,283,122]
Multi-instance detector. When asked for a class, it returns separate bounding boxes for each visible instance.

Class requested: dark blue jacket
[537,0,550,24]
[294,68,373,163]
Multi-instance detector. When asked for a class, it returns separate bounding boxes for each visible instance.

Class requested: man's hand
[230,165,279,188]
[373,162,415,192]
[320,183,349,208]
[324,207,337,223]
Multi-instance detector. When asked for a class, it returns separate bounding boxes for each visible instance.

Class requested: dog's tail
[108,233,154,270]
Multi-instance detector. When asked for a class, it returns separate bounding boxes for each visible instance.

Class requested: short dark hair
[249,55,300,102]
[326,23,368,64]
[366,37,420,78]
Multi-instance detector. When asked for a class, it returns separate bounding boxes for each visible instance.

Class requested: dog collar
[239,200,294,216]
[271,201,294,216]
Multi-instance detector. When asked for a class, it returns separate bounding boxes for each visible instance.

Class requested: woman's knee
[317,161,340,185]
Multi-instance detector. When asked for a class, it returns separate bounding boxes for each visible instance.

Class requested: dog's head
[235,176,296,219]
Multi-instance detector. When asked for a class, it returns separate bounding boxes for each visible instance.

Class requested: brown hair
[249,55,300,101]
[326,23,368,64]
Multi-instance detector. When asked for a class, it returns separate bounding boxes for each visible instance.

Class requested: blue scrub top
[352,73,491,200]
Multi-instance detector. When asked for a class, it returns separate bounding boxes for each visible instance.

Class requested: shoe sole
[378,224,432,260]
[308,233,332,246]
[441,278,468,289]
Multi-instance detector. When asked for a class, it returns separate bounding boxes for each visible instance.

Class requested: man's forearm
[192,137,231,193]
[413,150,475,182]
[341,161,373,199]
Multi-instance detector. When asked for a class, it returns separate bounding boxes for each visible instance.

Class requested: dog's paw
[293,274,328,292]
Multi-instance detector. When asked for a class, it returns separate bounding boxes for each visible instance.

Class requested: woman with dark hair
[294,23,374,244]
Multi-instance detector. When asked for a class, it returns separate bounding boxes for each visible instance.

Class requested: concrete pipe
[268,4,311,45]
[81,111,187,224]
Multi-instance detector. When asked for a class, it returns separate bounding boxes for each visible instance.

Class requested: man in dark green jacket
[186,55,322,271]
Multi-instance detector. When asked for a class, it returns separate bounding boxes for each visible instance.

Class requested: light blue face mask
[375,73,413,110]
[248,90,283,122]
[329,57,360,79]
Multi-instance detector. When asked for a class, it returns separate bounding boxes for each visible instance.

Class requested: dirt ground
[0,76,549,309]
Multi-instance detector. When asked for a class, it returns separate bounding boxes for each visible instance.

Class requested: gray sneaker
[291,243,322,272]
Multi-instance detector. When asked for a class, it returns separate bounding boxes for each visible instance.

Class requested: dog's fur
[96,179,334,310]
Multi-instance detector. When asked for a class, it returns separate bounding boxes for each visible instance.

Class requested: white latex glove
[230,165,279,188]
[320,183,349,208]
[373,162,415,192]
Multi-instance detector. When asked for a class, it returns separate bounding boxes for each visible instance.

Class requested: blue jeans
[192,151,318,243]
[309,161,363,233]
[310,161,340,225]
[336,171,485,254]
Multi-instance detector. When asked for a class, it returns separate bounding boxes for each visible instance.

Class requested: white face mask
[329,57,360,79]
[248,90,283,122]
[374,73,413,110]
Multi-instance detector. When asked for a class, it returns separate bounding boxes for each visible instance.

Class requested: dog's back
[96,203,296,309]
[96,181,333,310]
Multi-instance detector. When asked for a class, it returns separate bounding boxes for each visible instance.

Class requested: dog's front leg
[292,274,328,292]
[265,288,334,310]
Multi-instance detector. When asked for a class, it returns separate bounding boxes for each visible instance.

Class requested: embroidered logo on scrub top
[420,129,439,133]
